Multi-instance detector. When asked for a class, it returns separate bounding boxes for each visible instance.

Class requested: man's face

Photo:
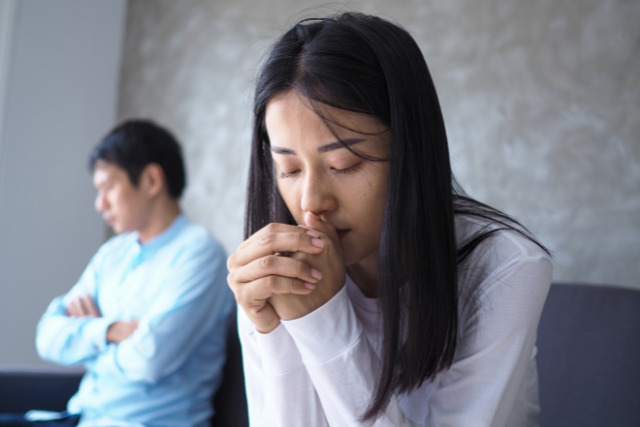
[92,161,151,235]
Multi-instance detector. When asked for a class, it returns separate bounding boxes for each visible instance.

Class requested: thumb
[304,211,337,240]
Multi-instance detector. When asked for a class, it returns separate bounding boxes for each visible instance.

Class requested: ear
[140,164,165,198]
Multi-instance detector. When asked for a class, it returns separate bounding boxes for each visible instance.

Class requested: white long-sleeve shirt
[238,216,552,426]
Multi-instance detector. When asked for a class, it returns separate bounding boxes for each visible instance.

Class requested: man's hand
[66,293,139,343]
[106,320,139,343]
[66,293,101,317]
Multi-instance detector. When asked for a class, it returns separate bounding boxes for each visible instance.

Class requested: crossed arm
[37,239,231,382]
[65,292,138,344]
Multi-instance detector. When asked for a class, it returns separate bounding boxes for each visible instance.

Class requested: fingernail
[311,268,322,280]
[306,229,320,237]
[311,238,325,248]
[304,282,316,290]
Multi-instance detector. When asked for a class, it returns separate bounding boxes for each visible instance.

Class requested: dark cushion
[0,312,248,426]
[211,311,248,427]
[0,370,80,413]
[537,282,640,427]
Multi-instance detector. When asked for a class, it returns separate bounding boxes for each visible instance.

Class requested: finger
[73,298,84,316]
[231,280,283,334]
[65,299,77,316]
[68,298,84,317]
[81,294,100,317]
[78,295,93,317]
[241,300,281,334]
[259,274,318,295]
[252,224,325,258]
[232,224,325,267]
[303,212,338,240]
[233,275,316,309]
[237,223,298,250]
[232,254,323,286]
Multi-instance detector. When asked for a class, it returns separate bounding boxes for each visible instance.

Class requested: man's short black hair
[89,119,186,199]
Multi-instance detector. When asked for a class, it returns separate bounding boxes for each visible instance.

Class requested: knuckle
[264,223,278,234]
[226,272,236,286]
[259,232,275,247]
[248,305,264,316]
[226,254,236,269]
[293,230,305,245]
[297,263,309,277]
[264,275,278,291]
[232,288,244,304]
[291,251,306,261]
[233,284,252,305]
[289,277,300,290]
[226,273,245,298]
[259,255,275,270]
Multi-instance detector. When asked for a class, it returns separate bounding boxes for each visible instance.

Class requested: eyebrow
[270,138,365,155]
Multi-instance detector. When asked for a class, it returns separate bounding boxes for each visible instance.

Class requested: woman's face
[265,90,390,277]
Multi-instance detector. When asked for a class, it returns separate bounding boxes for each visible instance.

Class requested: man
[34,120,233,426]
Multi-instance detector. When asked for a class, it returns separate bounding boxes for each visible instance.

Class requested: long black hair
[245,12,547,421]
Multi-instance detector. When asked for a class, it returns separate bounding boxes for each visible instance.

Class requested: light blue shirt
[36,214,234,427]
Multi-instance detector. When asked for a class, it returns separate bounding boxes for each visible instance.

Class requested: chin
[342,251,363,267]
[110,224,124,234]
[343,244,379,268]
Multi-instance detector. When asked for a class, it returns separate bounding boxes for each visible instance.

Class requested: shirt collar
[134,213,187,256]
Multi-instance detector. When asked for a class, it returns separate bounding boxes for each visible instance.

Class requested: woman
[227,12,552,426]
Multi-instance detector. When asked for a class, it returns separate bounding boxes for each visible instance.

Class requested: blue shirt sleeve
[35,247,116,365]
[36,216,234,424]
[90,238,232,383]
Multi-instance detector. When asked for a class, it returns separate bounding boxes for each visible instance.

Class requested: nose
[94,191,106,213]
[300,169,337,217]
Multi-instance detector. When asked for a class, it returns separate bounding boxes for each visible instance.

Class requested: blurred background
[0,0,638,368]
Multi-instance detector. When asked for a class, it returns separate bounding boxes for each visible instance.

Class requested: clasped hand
[227,212,345,333]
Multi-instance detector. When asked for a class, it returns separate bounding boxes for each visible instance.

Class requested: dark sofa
[0,313,248,427]
[537,282,640,427]
[3,283,640,426]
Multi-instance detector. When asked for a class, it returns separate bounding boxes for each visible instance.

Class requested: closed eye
[279,169,300,179]
[332,162,362,174]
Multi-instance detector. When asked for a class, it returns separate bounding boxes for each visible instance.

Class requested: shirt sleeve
[35,251,115,365]
[424,253,552,426]
[238,306,330,427]
[282,286,420,426]
[90,240,233,383]
[279,253,551,426]
[240,236,551,426]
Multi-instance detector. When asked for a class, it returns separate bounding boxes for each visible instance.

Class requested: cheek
[277,183,301,214]
[108,192,123,211]
[372,168,389,211]
[358,171,388,214]
[111,190,134,217]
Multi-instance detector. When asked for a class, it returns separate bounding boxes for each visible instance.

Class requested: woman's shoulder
[455,214,551,291]
[454,214,553,337]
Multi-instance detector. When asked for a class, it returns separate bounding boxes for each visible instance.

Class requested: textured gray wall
[119,0,640,288]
